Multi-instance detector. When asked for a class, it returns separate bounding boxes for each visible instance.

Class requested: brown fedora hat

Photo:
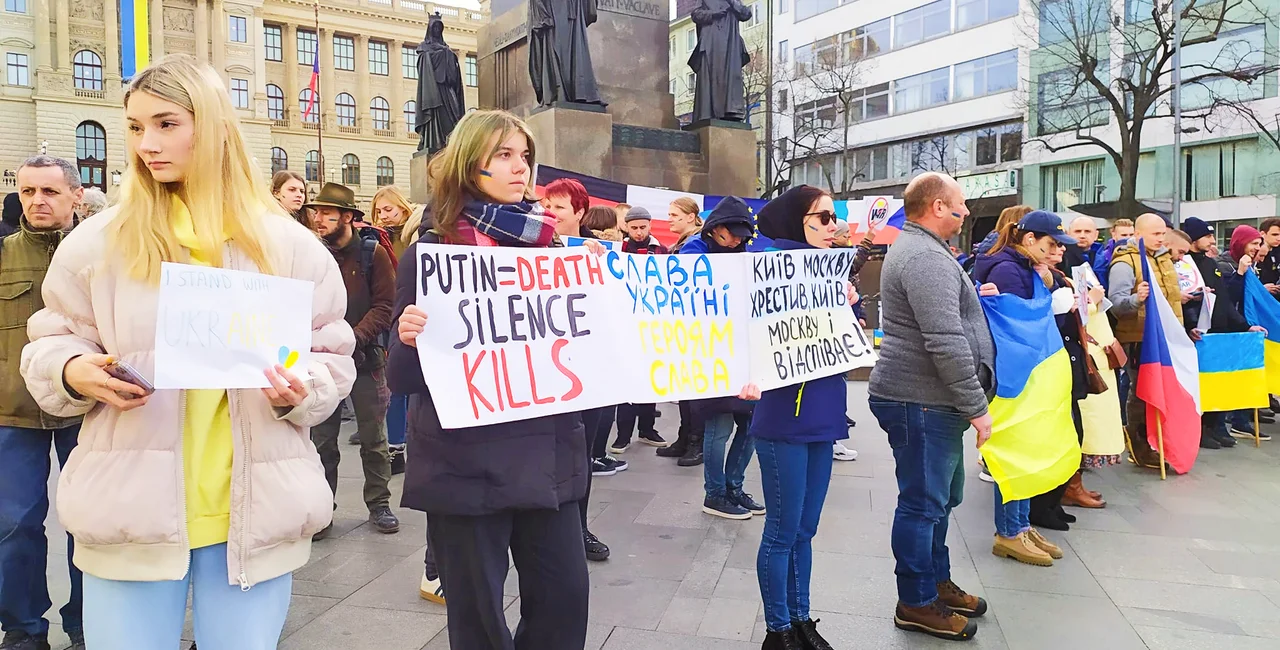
[303,182,364,218]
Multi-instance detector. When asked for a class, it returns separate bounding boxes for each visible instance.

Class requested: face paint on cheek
[479,170,493,177]
[807,224,820,232]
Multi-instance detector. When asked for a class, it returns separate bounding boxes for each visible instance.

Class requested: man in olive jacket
[1,156,84,650]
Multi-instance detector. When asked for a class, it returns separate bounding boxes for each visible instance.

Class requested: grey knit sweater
[869,222,995,418]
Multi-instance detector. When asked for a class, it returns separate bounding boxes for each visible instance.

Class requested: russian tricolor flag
[1135,239,1201,474]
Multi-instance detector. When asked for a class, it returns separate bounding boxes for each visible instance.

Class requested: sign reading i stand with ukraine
[120,0,150,80]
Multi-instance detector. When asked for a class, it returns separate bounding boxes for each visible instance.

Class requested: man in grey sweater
[869,172,996,642]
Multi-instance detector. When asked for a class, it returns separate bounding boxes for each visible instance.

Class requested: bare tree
[1024,0,1280,216]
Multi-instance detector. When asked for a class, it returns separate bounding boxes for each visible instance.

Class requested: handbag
[1104,340,1127,370]
[1076,315,1109,396]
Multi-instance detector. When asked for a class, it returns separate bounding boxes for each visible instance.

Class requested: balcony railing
[75,88,105,100]
[374,128,393,138]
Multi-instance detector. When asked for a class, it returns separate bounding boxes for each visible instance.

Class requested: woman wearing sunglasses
[747,185,849,650]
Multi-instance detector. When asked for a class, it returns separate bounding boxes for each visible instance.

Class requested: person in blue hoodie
[745,185,848,650]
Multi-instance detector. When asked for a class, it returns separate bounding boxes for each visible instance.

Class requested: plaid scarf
[453,198,556,247]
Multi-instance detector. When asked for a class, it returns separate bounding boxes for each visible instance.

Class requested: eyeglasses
[804,210,837,225]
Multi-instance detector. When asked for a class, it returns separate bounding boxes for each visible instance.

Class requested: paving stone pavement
[40,383,1280,649]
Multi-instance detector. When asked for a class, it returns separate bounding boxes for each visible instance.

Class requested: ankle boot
[761,627,805,650]
[656,435,687,458]
[791,619,833,650]
[1062,471,1105,508]
[678,433,704,467]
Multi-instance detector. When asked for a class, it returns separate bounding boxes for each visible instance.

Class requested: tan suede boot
[1026,528,1064,559]
[992,532,1053,566]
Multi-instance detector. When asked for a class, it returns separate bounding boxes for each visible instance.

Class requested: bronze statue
[689,0,752,122]
[527,0,604,106]
[415,13,466,153]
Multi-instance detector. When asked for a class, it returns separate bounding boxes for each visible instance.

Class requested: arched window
[305,150,321,182]
[299,88,319,123]
[376,156,394,186]
[270,147,288,174]
[403,100,416,133]
[335,93,356,127]
[73,50,103,91]
[370,96,390,131]
[266,84,285,120]
[341,154,360,185]
[75,121,106,190]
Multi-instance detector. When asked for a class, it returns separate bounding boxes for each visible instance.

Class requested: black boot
[761,627,805,650]
[792,619,834,650]
[678,433,703,467]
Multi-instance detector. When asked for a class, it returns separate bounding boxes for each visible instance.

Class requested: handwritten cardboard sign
[154,262,314,389]
[564,235,621,250]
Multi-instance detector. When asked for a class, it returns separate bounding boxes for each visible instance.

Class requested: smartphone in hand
[104,360,156,398]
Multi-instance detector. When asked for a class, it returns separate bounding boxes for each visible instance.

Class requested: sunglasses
[804,210,837,226]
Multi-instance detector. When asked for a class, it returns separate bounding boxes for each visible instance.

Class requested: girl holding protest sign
[21,55,355,649]
[744,185,851,650]
[387,109,591,649]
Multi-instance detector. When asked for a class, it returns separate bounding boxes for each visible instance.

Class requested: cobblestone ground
[41,383,1280,649]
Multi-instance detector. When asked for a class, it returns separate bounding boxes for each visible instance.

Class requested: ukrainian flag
[120,0,150,80]
[979,285,1081,503]
[1196,332,1268,412]
[1243,268,1280,394]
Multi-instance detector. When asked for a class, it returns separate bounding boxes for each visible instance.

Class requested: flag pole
[1156,415,1167,481]
[314,1,324,183]
[1256,408,1262,448]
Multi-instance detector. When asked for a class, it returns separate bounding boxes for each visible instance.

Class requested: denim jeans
[868,398,968,608]
[83,544,290,650]
[993,486,1030,538]
[386,393,408,447]
[703,413,754,498]
[1228,409,1254,428]
[0,424,82,639]
[754,439,833,632]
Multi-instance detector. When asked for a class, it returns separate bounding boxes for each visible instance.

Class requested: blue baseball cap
[1018,210,1077,246]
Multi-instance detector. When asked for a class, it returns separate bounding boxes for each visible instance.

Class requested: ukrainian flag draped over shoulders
[979,282,1080,502]
[1242,268,1280,393]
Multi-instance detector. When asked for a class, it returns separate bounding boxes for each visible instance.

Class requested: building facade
[0,0,483,206]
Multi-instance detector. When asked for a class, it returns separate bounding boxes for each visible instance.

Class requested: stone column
[104,0,121,83]
[149,0,164,60]
[319,28,335,130]
[195,0,209,63]
[211,0,225,81]
[389,41,403,135]
[282,22,298,120]
[54,0,69,71]
[252,7,267,119]
[355,33,370,134]
[34,0,51,70]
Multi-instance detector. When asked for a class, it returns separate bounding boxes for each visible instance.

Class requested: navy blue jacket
[748,239,849,444]
[974,247,1038,300]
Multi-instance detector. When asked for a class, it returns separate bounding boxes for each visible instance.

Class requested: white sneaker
[420,572,446,605]
[977,458,994,483]
[833,442,858,461]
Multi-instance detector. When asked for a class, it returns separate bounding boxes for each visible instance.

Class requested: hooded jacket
[678,196,754,256]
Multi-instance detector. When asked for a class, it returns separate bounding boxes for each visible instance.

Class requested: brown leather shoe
[936,580,987,617]
[1062,472,1106,508]
[894,600,977,641]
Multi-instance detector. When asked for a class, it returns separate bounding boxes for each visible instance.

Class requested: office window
[403,46,418,79]
[954,50,1017,100]
[73,50,103,90]
[793,96,838,131]
[334,35,355,71]
[270,147,288,174]
[686,28,695,50]
[404,100,416,133]
[465,54,477,87]
[957,0,1018,30]
[305,150,321,182]
[369,41,388,75]
[1039,0,1106,44]
[1126,0,1156,22]
[746,3,760,27]
[893,0,950,49]
[229,15,247,43]
[342,154,360,185]
[376,157,394,186]
[75,121,107,190]
[6,53,28,86]
[778,40,788,65]
[795,0,836,22]
[893,67,949,113]
[670,36,676,56]
[1180,25,1266,111]
[1041,159,1106,212]
[230,78,249,108]
[266,84,285,119]
[849,18,890,59]
[848,82,890,122]
[1036,64,1109,135]
[264,25,282,61]
[335,93,356,126]
[370,96,390,130]
[999,123,1023,162]
[685,71,694,93]
[1184,140,1254,201]
[777,88,788,111]
[5,0,26,12]
[777,0,788,14]
[297,30,317,65]
[299,88,319,123]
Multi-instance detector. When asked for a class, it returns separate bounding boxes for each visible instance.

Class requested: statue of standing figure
[689,0,753,123]
[527,0,605,106]
[415,13,466,153]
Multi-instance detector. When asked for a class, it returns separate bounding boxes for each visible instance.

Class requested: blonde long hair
[113,55,278,282]
[372,185,416,228]
[426,110,537,242]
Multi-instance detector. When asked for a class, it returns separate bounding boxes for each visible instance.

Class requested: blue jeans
[868,398,967,608]
[993,486,1030,538]
[386,393,408,446]
[0,424,81,639]
[83,544,291,650]
[703,413,754,498]
[755,439,833,632]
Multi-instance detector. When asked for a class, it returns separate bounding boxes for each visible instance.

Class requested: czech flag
[1242,268,1280,393]
[302,50,320,120]
[979,284,1080,502]
[1135,239,1200,474]
[1196,332,1268,412]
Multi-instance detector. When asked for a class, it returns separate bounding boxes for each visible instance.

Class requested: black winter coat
[386,229,587,516]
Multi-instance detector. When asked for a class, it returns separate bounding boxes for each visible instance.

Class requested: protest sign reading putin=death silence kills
[154,262,314,389]
[413,244,875,428]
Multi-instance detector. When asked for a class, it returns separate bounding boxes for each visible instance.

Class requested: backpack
[355,224,397,350]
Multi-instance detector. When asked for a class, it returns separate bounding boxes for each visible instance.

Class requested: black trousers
[427,505,589,650]
[591,405,614,460]
[614,403,656,444]
[578,407,609,530]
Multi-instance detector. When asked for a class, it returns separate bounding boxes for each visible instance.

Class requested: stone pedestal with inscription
[525,103,613,179]
[409,149,433,205]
